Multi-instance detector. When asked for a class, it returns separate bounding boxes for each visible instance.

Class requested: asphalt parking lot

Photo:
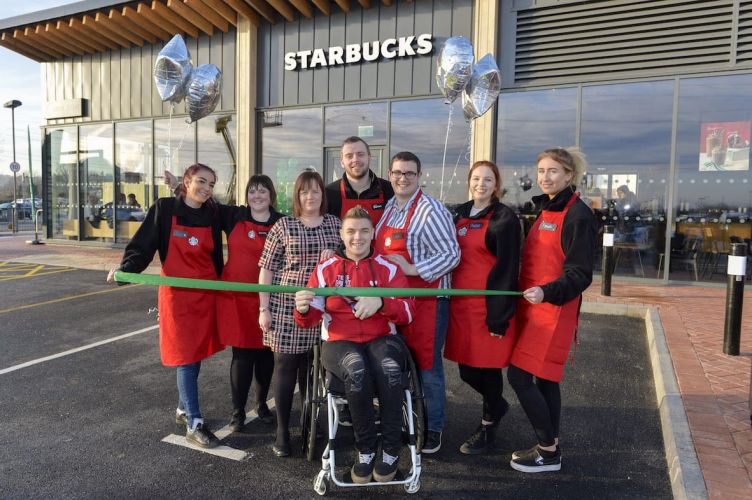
[0,264,672,499]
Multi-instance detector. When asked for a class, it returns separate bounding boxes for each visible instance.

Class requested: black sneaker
[422,431,442,454]
[175,409,188,427]
[510,445,561,473]
[186,423,221,449]
[228,409,245,432]
[256,403,274,425]
[338,404,353,427]
[460,424,498,455]
[350,451,376,484]
[373,449,400,482]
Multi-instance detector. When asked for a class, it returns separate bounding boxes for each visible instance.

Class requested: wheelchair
[302,335,425,495]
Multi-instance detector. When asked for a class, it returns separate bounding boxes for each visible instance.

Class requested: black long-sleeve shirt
[119,197,224,275]
[325,170,394,219]
[531,189,596,305]
[454,200,521,334]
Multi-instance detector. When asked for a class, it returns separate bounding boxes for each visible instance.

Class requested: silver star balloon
[462,54,501,121]
[436,36,474,104]
[153,35,193,103]
[185,64,223,123]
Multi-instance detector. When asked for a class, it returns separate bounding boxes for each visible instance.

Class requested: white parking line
[0,325,158,375]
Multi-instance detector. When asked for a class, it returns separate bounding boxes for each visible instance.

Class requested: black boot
[459,423,498,455]
[229,408,246,432]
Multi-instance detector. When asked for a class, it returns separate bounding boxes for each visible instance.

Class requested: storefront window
[79,123,114,242]
[496,88,578,223]
[47,127,78,241]
[672,74,752,282]
[198,114,236,205]
[261,108,322,214]
[390,98,470,205]
[324,102,388,145]
[154,118,196,201]
[115,121,151,243]
[581,81,674,279]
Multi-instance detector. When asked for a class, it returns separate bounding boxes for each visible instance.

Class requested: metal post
[11,105,17,233]
[723,243,747,356]
[601,225,615,296]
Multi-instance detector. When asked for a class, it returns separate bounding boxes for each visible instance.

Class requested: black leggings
[458,364,508,423]
[507,364,561,447]
[230,347,274,412]
[272,352,309,445]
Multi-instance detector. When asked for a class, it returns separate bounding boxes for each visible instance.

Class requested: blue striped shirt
[376,189,460,289]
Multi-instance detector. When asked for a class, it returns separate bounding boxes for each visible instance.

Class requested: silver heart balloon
[154,35,192,103]
[185,64,223,123]
[436,36,474,104]
[462,54,501,121]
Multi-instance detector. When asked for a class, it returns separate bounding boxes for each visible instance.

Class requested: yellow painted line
[25,265,45,277]
[0,284,143,315]
[0,261,8,267]
[0,268,75,282]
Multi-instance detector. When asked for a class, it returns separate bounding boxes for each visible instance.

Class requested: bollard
[723,243,747,356]
[601,225,614,296]
[26,208,44,245]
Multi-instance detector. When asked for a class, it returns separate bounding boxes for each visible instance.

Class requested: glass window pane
[46,127,78,241]
[390,98,471,205]
[115,121,151,243]
[581,81,674,279]
[154,119,196,201]
[261,108,322,214]
[324,102,388,145]
[496,88,577,220]
[79,123,114,242]
[198,114,237,205]
[673,74,752,282]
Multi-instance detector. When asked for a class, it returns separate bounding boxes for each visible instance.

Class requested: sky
[0,1,77,179]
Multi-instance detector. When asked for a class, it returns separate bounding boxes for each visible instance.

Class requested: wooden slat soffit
[0,0,401,62]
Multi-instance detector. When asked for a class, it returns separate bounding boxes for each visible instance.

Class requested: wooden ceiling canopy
[0,0,399,62]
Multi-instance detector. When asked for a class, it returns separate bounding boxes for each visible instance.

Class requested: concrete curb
[581,302,708,500]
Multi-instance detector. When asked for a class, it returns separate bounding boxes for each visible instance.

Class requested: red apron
[340,179,386,227]
[374,191,438,370]
[445,210,517,368]
[216,220,270,348]
[158,216,223,366]
[511,194,580,382]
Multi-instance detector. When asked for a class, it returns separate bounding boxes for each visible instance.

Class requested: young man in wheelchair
[294,206,415,484]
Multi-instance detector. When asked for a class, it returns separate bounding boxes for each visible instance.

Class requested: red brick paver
[585,281,752,499]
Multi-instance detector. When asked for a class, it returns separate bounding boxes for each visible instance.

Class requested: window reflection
[324,102,388,145]
[47,127,78,241]
[79,123,114,242]
[155,119,196,202]
[115,121,151,243]
[261,108,322,214]
[198,114,237,205]
[673,74,752,282]
[390,98,470,204]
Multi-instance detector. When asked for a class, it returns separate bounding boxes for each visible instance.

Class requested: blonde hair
[537,147,588,188]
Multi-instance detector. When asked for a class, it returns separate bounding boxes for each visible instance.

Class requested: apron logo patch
[188,236,199,246]
[372,203,384,210]
[540,221,558,232]
[469,222,483,229]
[384,237,392,247]
[458,227,468,237]
[247,230,256,239]
[173,229,188,238]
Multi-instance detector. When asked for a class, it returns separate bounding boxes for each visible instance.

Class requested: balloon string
[173,121,192,158]
[443,125,472,204]
[167,103,174,173]
[439,103,454,201]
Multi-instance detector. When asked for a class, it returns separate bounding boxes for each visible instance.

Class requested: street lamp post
[4,100,22,233]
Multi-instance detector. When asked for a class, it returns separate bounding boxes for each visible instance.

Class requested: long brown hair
[467,160,501,199]
[176,163,217,210]
[292,170,326,217]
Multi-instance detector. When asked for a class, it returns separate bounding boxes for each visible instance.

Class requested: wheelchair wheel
[403,352,426,453]
[302,343,325,462]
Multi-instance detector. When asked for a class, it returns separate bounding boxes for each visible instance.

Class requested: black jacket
[454,200,521,334]
[531,189,596,305]
[119,197,224,275]
[325,170,394,219]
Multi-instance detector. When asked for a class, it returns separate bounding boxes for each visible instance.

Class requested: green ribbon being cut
[114,272,521,298]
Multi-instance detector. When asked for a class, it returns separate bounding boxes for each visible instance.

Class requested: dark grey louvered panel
[736,1,752,62]
[514,0,734,84]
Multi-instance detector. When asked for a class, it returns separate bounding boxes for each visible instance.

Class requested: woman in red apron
[108,164,225,449]
[445,161,521,455]
[507,148,596,473]
[217,175,283,432]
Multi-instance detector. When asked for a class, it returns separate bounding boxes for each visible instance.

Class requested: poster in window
[699,121,750,171]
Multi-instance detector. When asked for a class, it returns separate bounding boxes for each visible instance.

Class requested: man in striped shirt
[373,151,460,455]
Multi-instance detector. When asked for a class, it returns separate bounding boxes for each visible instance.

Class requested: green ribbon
[114,271,522,297]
